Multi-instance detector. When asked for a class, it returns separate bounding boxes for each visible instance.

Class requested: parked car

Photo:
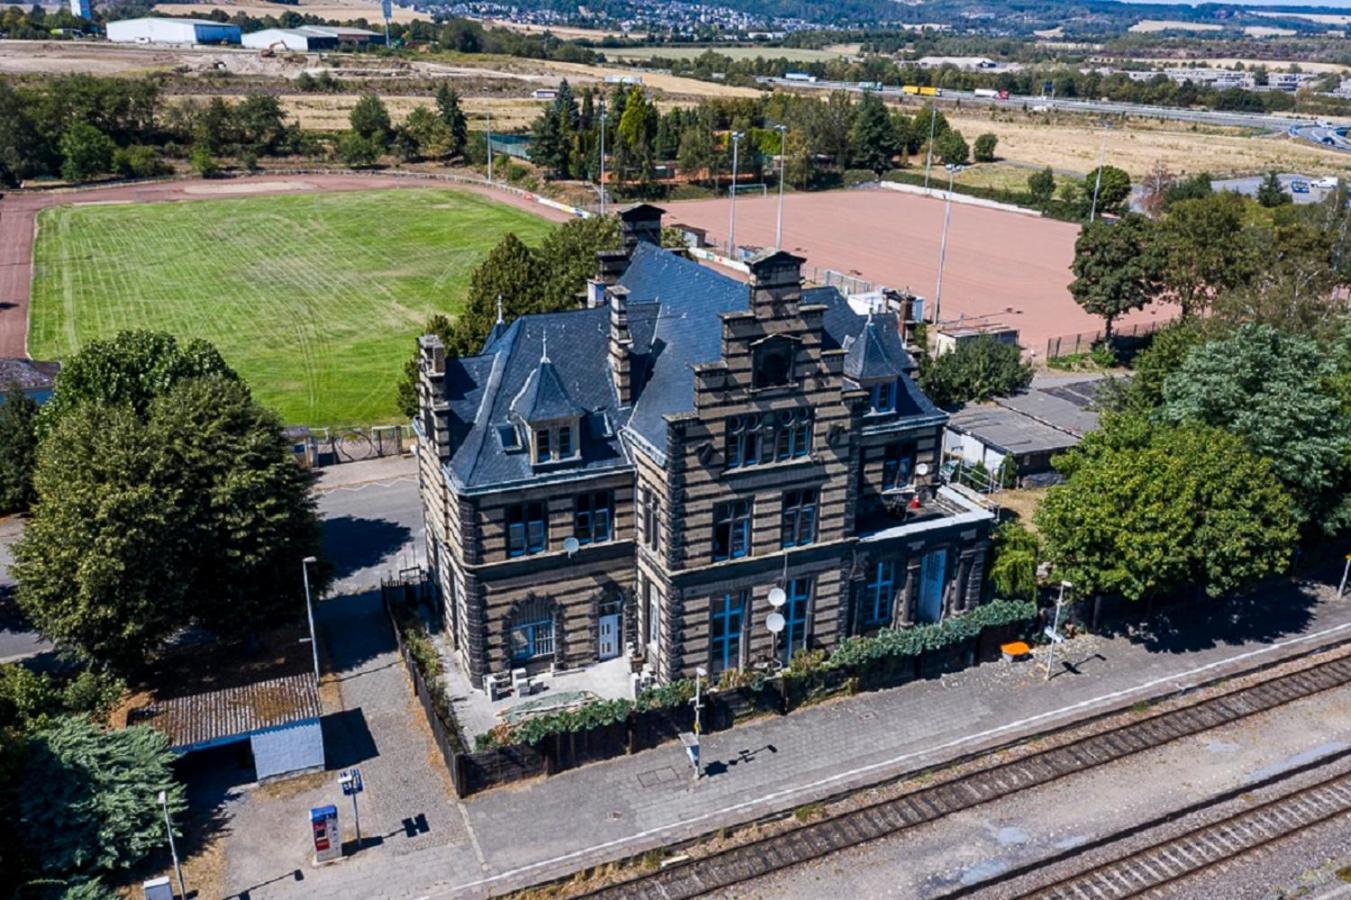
[1292,180,1311,193]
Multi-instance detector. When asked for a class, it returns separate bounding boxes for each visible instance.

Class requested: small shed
[130,673,324,781]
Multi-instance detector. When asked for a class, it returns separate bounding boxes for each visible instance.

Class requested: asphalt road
[0,461,423,665]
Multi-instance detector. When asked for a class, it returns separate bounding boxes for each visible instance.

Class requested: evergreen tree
[972,132,998,162]
[848,91,898,174]
[434,82,468,157]
[1256,170,1292,208]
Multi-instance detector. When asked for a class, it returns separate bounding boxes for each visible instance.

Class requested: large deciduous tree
[1157,323,1351,534]
[1068,214,1160,340]
[59,122,114,183]
[14,341,323,671]
[919,335,1032,408]
[349,94,392,147]
[1155,192,1257,316]
[0,384,39,514]
[1082,164,1131,217]
[1035,420,1297,602]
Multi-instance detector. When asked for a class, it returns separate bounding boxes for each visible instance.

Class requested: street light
[693,666,707,736]
[727,131,744,257]
[1044,581,1072,682]
[773,123,788,250]
[598,100,607,216]
[486,109,493,186]
[1339,552,1351,599]
[923,70,948,192]
[158,790,187,900]
[302,556,320,684]
[933,163,956,325]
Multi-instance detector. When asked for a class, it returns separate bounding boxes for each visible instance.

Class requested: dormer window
[535,428,552,463]
[557,425,572,457]
[870,380,897,414]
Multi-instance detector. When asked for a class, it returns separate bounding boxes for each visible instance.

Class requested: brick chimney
[746,249,805,319]
[618,203,665,253]
[417,334,453,463]
[608,284,633,406]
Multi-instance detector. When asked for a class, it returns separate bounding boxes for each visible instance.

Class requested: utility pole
[727,131,743,257]
[933,164,955,325]
[774,124,788,250]
[158,790,187,900]
[598,101,607,216]
[1339,552,1351,599]
[1044,581,1071,682]
[923,72,946,192]
[302,556,320,684]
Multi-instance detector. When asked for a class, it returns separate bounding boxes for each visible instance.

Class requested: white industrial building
[242,24,381,50]
[106,16,241,45]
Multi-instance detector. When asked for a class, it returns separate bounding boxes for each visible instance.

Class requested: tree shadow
[1094,580,1321,655]
[321,515,413,582]
[315,590,397,678]
[321,707,379,770]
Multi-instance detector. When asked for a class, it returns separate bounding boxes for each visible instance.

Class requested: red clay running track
[665,189,1175,357]
[0,173,574,359]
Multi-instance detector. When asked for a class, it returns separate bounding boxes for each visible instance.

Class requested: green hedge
[476,600,1037,749]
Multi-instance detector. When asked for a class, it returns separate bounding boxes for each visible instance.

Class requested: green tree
[338,131,381,168]
[58,122,113,182]
[908,104,947,156]
[989,521,1039,601]
[1157,323,1351,534]
[234,94,288,154]
[0,384,39,514]
[677,125,713,185]
[972,132,998,163]
[1035,420,1297,602]
[1069,214,1160,341]
[349,94,392,146]
[919,335,1032,408]
[1082,165,1132,216]
[435,82,468,157]
[16,348,322,671]
[188,143,218,177]
[445,232,544,357]
[40,330,238,426]
[19,716,185,879]
[848,91,898,174]
[1155,192,1257,316]
[934,129,969,166]
[400,106,455,160]
[1256,170,1291,208]
[1027,166,1056,207]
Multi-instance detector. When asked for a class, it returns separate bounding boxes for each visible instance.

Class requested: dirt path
[0,171,573,359]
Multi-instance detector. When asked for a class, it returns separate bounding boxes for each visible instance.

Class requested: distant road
[757,77,1350,150]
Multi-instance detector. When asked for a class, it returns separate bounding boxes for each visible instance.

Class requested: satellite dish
[767,587,787,608]
[915,462,930,477]
[765,612,785,634]
[562,536,580,558]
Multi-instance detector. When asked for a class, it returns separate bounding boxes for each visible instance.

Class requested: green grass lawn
[30,188,556,427]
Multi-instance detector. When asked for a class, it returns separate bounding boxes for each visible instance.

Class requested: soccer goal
[730,182,769,197]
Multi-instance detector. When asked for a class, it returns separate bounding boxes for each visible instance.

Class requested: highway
[756,76,1351,152]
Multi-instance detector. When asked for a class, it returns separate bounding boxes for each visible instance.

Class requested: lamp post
[302,556,320,684]
[486,109,493,186]
[923,71,947,192]
[727,131,744,257]
[598,100,607,216]
[1339,552,1351,599]
[693,666,707,737]
[159,790,187,900]
[774,124,788,250]
[1089,122,1110,223]
[933,163,955,325]
[1044,580,1071,682]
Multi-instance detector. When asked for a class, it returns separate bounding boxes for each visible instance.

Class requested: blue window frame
[864,560,895,627]
[507,501,548,557]
[535,428,551,463]
[574,491,612,545]
[870,381,897,414]
[780,489,818,548]
[510,617,555,661]
[710,591,746,675]
[725,410,812,469]
[883,443,917,491]
[781,577,812,665]
[712,499,752,562]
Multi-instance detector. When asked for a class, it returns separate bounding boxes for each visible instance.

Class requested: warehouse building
[242,24,382,50]
[106,16,241,45]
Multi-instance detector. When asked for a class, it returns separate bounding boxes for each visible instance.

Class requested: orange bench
[1001,641,1031,662]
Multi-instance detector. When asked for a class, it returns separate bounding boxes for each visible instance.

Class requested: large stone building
[415,204,994,688]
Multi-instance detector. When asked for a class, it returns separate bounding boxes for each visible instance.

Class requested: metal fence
[812,267,874,295]
[290,425,412,468]
[1044,320,1164,359]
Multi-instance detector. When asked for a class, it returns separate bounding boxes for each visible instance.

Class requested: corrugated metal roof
[131,673,321,750]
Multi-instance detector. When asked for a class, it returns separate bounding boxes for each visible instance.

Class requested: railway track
[1020,765,1351,899]
[581,654,1351,900]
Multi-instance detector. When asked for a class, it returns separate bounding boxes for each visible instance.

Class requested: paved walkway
[207,574,1351,899]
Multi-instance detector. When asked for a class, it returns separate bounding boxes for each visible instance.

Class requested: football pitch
[29,188,556,426]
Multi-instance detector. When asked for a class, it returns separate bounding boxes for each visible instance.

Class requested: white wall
[251,719,325,781]
[943,428,1006,472]
[242,29,309,51]
[106,18,240,45]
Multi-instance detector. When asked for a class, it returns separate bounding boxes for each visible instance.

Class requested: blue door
[918,549,947,624]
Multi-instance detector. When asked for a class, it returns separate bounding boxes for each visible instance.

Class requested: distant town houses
[416,204,995,691]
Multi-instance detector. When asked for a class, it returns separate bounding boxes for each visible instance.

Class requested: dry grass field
[941,109,1351,178]
[600,45,848,62]
[1128,20,1224,33]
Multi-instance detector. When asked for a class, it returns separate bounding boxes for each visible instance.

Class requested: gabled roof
[512,357,585,423]
[844,315,902,382]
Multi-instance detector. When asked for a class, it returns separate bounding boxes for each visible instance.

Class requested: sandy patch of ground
[1128,19,1223,33]
[156,0,428,22]
[937,109,1351,179]
[182,179,320,194]
[1244,25,1298,37]
[1254,10,1351,26]
[544,59,761,98]
[1122,56,1351,75]
[0,39,314,77]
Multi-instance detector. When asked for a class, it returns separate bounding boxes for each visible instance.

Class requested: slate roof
[844,315,906,381]
[129,673,321,751]
[0,358,60,391]
[438,241,928,489]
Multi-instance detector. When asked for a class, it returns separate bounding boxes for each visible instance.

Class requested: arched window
[508,596,556,663]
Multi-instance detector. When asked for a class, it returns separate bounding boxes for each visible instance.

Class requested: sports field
[29,188,556,426]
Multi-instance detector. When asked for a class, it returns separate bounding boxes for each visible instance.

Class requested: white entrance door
[598,614,621,660]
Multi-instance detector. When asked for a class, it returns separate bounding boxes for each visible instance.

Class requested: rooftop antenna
[541,331,550,364]
[495,292,504,326]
